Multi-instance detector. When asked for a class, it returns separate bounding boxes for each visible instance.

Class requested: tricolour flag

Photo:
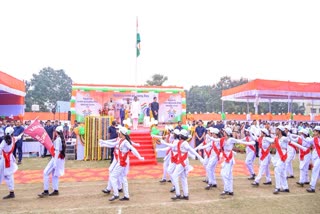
[24,118,54,156]
[136,17,141,57]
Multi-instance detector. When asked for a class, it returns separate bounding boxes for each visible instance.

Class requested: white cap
[298,128,309,136]
[153,120,158,125]
[55,126,63,132]
[314,126,320,132]
[261,128,269,136]
[173,129,180,135]
[223,127,232,136]
[284,125,291,131]
[207,127,219,134]
[180,129,188,137]
[5,127,14,135]
[118,127,129,135]
[168,125,174,131]
[277,125,285,132]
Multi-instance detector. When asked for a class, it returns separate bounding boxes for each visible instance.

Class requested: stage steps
[129,129,157,166]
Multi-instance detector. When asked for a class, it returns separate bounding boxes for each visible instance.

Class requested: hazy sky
[1,0,319,89]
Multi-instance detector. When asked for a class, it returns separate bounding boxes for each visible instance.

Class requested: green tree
[25,67,72,112]
[146,74,168,86]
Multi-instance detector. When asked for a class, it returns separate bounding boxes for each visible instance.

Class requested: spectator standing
[63,123,69,139]
[44,120,54,158]
[13,120,24,165]
[108,121,118,163]
[195,120,206,158]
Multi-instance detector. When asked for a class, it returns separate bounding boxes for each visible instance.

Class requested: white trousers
[132,118,138,130]
[274,160,288,189]
[299,154,311,183]
[110,164,129,197]
[245,151,256,176]
[43,168,59,191]
[171,163,189,196]
[162,154,172,180]
[285,150,296,176]
[254,156,271,183]
[206,156,219,185]
[220,161,234,192]
[143,116,150,127]
[4,174,14,191]
[310,158,320,189]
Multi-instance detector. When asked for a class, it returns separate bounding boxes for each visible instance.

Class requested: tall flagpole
[135,16,138,88]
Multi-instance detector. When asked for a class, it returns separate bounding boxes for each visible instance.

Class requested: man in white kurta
[130,96,141,130]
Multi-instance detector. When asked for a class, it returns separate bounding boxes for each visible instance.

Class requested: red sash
[274,137,287,162]
[176,140,188,167]
[165,148,172,156]
[220,137,225,151]
[51,145,64,159]
[212,141,220,160]
[203,141,213,158]
[289,142,298,151]
[246,136,255,152]
[2,138,15,168]
[259,137,270,161]
[314,137,320,158]
[298,138,310,161]
[222,151,233,163]
[116,139,131,167]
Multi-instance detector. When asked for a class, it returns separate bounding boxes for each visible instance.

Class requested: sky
[0,0,319,89]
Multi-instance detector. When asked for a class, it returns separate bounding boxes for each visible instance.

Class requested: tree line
[24,68,305,115]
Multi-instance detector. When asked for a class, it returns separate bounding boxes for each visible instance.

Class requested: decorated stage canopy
[70,84,186,123]
[221,79,320,103]
[0,71,26,119]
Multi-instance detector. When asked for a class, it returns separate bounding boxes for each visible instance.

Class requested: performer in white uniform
[38,126,66,197]
[161,129,204,200]
[99,126,144,201]
[271,126,307,194]
[251,128,273,186]
[284,125,296,179]
[158,125,175,183]
[195,127,221,189]
[99,131,140,197]
[0,127,22,199]
[289,129,312,187]
[306,126,320,193]
[241,128,256,180]
[211,127,255,196]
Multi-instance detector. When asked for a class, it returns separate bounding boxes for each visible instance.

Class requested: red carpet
[14,160,266,184]
[129,129,157,166]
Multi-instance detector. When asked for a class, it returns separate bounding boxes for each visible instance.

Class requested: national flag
[136,17,141,57]
[24,118,54,156]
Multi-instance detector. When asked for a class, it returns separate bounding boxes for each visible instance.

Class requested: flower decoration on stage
[98,107,108,116]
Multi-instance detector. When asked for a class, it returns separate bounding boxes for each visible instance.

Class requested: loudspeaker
[68,111,71,121]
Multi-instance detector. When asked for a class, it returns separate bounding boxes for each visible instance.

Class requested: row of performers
[153,125,320,198]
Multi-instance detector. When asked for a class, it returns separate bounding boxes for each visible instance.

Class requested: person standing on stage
[38,126,66,198]
[130,96,141,130]
[151,97,159,121]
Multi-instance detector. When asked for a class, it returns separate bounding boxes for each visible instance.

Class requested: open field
[0,154,319,214]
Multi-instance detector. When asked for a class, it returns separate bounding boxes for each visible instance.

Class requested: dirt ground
[1,155,320,214]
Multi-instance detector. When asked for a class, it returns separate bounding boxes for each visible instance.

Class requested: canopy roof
[0,71,26,117]
[221,79,320,102]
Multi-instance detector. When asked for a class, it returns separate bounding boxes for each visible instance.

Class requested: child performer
[38,126,66,197]
[284,125,297,179]
[211,127,255,196]
[0,127,23,199]
[306,126,320,193]
[161,129,204,200]
[289,129,312,187]
[99,126,144,201]
[241,128,257,180]
[195,127,221,189]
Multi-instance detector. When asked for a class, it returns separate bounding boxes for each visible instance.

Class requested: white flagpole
[135,16,138,88]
